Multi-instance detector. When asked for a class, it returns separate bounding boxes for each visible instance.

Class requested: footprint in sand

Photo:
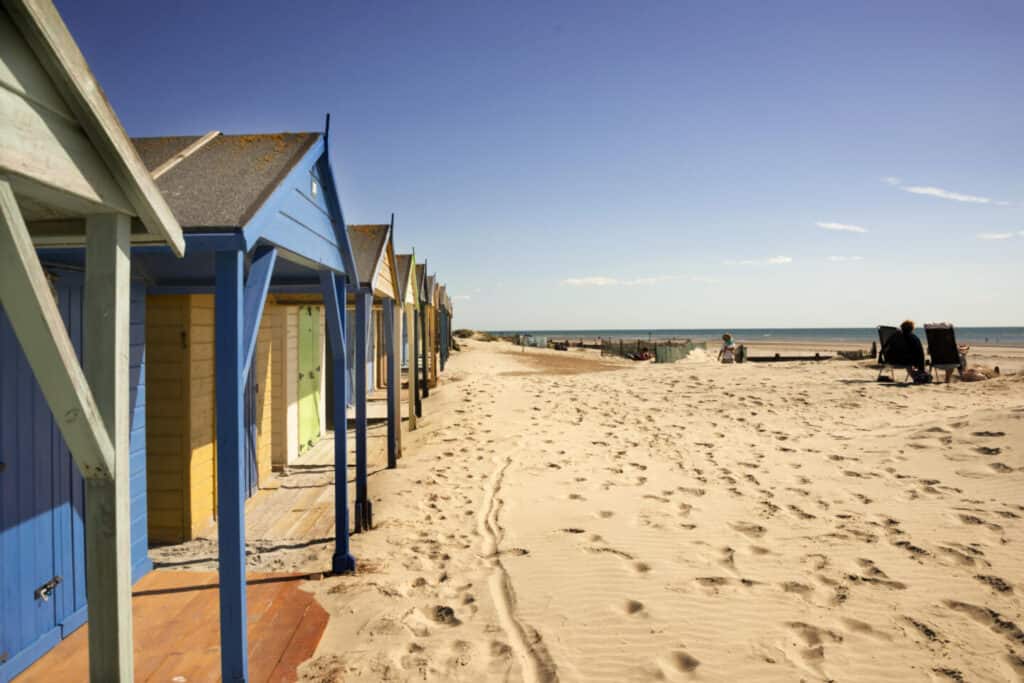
[657,651,700,677]
[621,599,645,615]
[731,522,767,538]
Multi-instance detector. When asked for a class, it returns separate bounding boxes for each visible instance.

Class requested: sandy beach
[152,338,1024,682]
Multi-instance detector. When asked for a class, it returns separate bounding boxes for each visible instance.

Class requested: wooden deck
[15,570,328,683]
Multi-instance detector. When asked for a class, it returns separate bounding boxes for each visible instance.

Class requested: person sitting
[718,334,736,363]
[882,320,929,382]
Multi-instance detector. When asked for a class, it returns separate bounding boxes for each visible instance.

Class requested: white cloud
[561,274,717,287]
[817,221,868,234]
[883,178,1012,206]
[976,232,1015,241]
[901,185,992,204]
[827,255,864,262]
[452,294,472,301]
[561,276,620,287]
[724,256,793,266]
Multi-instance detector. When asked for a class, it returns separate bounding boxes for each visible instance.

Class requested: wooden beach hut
[414,263,431,400]
[394,253,419,429]
[0,1,185,678]
[437,285,453,371]
[424,274,439,387]
[125,125,360,680]
[345,224,400,531]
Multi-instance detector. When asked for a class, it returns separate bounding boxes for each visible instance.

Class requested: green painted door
[298,305,321,452]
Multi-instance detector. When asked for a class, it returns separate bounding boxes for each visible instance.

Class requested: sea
[486,327,1024,347]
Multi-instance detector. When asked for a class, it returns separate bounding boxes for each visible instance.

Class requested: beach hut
[126,126,359,680]
[394,253,419,430]
[424,274,439,387]
[0,1,185,678]
[345,223,400,531]
[438,285,453,371]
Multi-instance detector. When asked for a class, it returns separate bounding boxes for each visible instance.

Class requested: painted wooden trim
[0,176,113,478]
[150,130,220,180]
[214,249,249,682]
[5,0,185,254]
[315,145,358,279]
[240,246,277,381]
[82,213,134,681]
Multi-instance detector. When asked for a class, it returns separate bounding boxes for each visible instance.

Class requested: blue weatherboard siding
[0,273,150,682]
[242,138,347,274]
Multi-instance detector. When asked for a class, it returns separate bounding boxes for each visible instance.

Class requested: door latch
[34,576,62,601]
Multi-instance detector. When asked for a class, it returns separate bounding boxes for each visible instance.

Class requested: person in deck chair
[883,320,930,383]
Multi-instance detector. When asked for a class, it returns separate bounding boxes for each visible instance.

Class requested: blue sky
[60,1,1022,329]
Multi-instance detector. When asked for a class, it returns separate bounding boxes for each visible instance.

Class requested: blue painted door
[0,275,151,681]
[0,278,87,680]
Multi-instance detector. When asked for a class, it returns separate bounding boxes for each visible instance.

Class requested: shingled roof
[132,132,318,230]
[347,224,389,287]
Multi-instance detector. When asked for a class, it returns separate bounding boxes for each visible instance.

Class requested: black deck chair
[876,325,913,381]
[924,323,962,383]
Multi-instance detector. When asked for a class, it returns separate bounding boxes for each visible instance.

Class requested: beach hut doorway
[298,305,322,452]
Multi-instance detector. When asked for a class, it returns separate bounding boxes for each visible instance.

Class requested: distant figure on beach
[882,320,929,381]
[718,334,736,363]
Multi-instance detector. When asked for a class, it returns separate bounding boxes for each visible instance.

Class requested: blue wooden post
[384,298,397,469]
[319,272,355,573]
[353,290,371,531]
[420,303,429,398]
[413,308,422,418]
[214,249,248,683]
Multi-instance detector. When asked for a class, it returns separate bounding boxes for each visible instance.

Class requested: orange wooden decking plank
[266,597,330,683]
[247,578,313,682]
[158,574,293,683]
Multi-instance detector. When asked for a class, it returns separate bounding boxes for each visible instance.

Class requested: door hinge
[34,575,62,601]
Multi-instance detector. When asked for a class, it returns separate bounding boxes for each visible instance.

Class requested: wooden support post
[215,249,248,683]
[407,304,418,428]
[353,290,371,531]
[83,213,134,682]
[384,299,397,468]
[319,272,355,573]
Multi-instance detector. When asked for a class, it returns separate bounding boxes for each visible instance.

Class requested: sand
[159,338,1024,681]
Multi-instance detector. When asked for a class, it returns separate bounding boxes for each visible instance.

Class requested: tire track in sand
[478,452,558,683]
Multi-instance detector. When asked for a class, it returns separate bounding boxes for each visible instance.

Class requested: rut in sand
[478,450,559,683]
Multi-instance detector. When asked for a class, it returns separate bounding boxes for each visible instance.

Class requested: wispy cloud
[817,221,868,234]
[724,256,793,266]
[827,255,864,262]
[976,232,1015,241]
[883,177,1012,206]
[452,294,472,301]
[902,185,992,204]
[561,274,717,287]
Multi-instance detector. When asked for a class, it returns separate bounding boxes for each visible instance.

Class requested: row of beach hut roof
[0,2,455,681]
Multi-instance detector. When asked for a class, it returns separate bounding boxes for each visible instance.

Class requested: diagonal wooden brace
[240,245,277,382]
[0,176,114,479]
